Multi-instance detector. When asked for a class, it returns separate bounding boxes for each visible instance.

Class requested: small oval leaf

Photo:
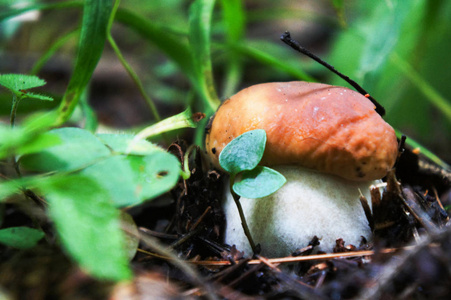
[233,166,286,199]
[0,227,45,249]
[219,129,266,174]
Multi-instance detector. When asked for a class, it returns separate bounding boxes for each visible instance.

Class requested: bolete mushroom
[205,81,398,257]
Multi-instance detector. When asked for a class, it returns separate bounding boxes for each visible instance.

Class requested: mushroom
[205,81,398,257]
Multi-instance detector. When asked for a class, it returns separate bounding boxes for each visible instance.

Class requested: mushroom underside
[223,165,377,257]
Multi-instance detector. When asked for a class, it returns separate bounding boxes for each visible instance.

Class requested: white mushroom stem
[223,165,377,257]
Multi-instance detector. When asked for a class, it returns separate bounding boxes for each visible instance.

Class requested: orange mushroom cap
[205,81,398,181]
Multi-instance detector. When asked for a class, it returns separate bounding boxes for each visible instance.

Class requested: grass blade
[54,0,113,125]
[189,0,220,114]
[220,0,245,97]
[31,29,79,75]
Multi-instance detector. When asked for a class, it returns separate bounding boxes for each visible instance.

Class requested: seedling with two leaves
[219,129,286,253]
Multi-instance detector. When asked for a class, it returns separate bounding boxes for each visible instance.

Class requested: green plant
[219,129,286,253]
[0,117,185,280]
[0,74,53,127]
[0,227,45,249]
[0,75,198,281]
[0,0,213,282]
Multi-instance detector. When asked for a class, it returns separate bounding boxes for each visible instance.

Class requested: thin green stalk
[9,93,19,128]
[181,145,197,180]
[9,94,22,177]
[220,0,245,97]
[31,29,79,75]
[189,0,221,114]
[107,0,161,122]
[221,57,242,98]
[107,36,161,122]
[230,174,257,254]
[132,108,198,142]
[106,0,120,32]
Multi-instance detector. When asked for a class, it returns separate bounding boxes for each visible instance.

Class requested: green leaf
[20,127,111,172]
[120,211,139,260]
[78,87,98,132]
[21,92,53,101]
[55,0,113,125]
[0,117,60,159]
[0,177,48,202]
[189,0,220,113]
[81,156,139,207]
[14,132,61,157]
[219,129,266,174]
[0,74,46,91]
[97,133,163,156]
[127,152,181,201]
[0,227,45,249]
[221,0,245,42]
[0,179,23,201]
[0,125,29,159]
[233,166,286,199]
[39,175,132,281]
[358,1,415,88]
[220,0,245,96]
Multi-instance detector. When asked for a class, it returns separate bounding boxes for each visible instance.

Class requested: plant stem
[230,174,257,254]
[107,0,161,122]
[9,94,22,177]
[180,144,197,180]
[9,94,20,128]
[31,29,79,75]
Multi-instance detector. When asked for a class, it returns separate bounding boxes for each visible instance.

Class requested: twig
[190,206,212,230]
[138,247,408,266]
[138,227,178,240]
[280,31,386,116]
[356,227,451,300]
[255,254,323,299]
[126,226,219,300]
[168,226,202,249]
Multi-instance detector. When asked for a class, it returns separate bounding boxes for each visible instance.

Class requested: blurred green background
[1,0,450,162]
